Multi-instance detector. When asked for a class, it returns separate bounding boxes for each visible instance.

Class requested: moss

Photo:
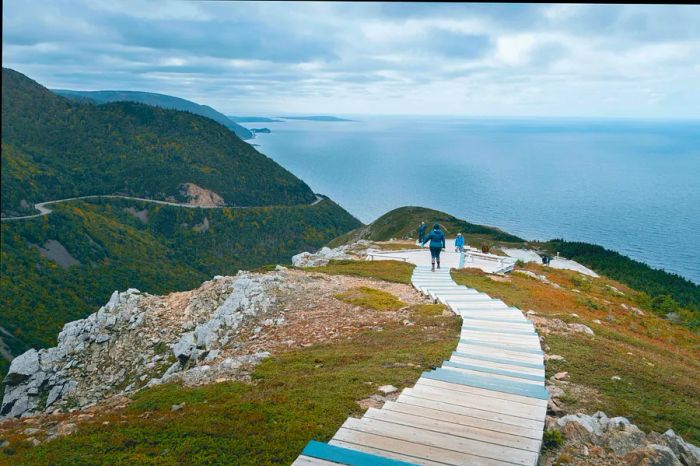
[409,303,447,318]
[311,259,415,284]
[335,287,406,311]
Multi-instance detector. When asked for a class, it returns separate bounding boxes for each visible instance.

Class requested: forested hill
[53,89,252,140]
[1,68,314,217]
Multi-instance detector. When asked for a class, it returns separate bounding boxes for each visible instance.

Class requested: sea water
[249,116,700,283]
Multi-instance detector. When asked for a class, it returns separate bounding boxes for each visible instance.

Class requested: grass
[335,287,406,311]
[310,259,415,284]
[1,312,460,465]
[409,303,447,318]
[451,265,700,444]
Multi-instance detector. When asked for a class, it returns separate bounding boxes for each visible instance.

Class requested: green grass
[2,314,460,465]
[335,287,406,311]
[310,260,415,284]
[545,332,699,444]
[409,303,447,318]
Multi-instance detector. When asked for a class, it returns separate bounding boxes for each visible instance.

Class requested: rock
[606,421,646,455]
[173,332,197,363]
[171,403,186,412]
[378,385,398,395]
[56,421,77,437]
[0,440,8,448]
[569,323,594,336]
[554,372,568,380]
[570,313,579,318]
[94,334,110,344]
[547,385,565,398]
[4,349,40,385]
[545,354,565,361]
[624,445,682,466]
[660,429,700,465]
[611,375,622,381]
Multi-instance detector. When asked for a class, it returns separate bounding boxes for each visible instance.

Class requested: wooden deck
[293,265,546,466]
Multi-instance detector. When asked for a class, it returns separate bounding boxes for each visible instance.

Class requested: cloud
[2,1,699,117]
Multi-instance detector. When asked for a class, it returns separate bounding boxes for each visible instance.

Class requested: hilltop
[337,206,699,329]
[2,68,311,217]
[53,89,252,140]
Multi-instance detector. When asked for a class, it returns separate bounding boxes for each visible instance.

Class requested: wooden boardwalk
[293,265,547,466]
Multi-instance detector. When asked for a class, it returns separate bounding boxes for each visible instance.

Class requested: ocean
[247,116,700,284]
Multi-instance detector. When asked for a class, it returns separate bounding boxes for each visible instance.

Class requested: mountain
[53,89,253,139]
[0,68,362,375]
[2,68,312,217]
[278,116,354,122]
[228,116,283,123]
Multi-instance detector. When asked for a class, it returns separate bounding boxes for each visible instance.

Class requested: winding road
[1,194,325,222]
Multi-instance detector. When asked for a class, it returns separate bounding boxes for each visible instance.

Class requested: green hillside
[330,206,699,326]
[53,89,253,140]
[329,205,524,247]
[0,197,360,362]
[1,68,313,217]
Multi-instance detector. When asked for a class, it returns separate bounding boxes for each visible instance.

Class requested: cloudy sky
[3,2,699,117]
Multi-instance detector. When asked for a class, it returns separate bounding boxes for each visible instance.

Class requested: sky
[3,2,700,117]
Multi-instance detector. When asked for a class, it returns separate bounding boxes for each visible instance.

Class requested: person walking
[422,223,446,271]
[455,232,465,252]
[418,222,427,244]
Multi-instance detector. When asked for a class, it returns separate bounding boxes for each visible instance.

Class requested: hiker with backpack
[422,223,446,271]
[418,222,427,244]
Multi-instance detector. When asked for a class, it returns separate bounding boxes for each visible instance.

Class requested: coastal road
[1,194,325,222]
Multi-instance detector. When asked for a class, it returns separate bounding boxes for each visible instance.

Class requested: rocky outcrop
[292,240,371,267]
[543,412,700,465]
[1,271,287,419]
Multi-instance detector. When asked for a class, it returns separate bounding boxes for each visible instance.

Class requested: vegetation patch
[311,259,414,284]
[409,303,448,318]
[450,266,699,444]
[335,287,406,311]
[1,313,460,465]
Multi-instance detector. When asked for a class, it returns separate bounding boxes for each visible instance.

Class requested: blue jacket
[423,229,445,248]
[418,224,427,235]
[455,236,465,247]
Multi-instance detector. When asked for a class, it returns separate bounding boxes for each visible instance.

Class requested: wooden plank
[443,360,544,382]
[417,378,548,408]
[439,365,542,386]
[424,368,548,400]
[449,355,544,375]
[363,408,542,452]
[292,455,344,466]
[328,440,447,466]
[451,352,544,370]
[458,339,543,354]
[383,400,544,440]
[302,440,418,466]
[456,345,544,365]
[396,393,545,432]
[332,428,516,466]
[406,386,545,421]
[342,417,539,466]
[460,316,532,326]
[408,384,546,417]
[461,325,535,335]
[459,321,535,331]
[460,332,541,345]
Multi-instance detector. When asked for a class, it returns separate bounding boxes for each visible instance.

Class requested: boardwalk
[293,264,547,466]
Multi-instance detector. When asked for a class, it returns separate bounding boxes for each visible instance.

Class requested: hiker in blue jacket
[418,222,427,244]
[422,223,446,271]
[455,232,465,252]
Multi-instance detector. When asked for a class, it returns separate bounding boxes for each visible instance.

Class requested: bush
[542,428,565,451]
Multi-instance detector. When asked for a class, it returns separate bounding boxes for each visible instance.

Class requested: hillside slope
[0,197,360,372]
[331,206,699,326]
[1,68,312,216]
[53,89,252,140]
